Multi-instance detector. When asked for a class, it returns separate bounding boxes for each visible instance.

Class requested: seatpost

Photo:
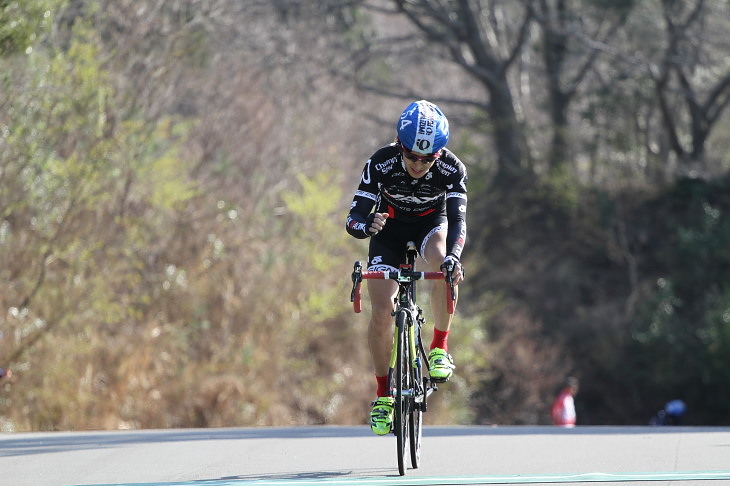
[406,241,418,263]
[405,241,418,304]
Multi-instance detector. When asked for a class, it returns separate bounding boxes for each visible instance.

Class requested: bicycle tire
[409,405,422,467]
[409,368,422,468]
[395,310,409,476]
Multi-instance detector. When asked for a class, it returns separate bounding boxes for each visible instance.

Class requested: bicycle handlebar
[350,261,456,314]
[360,270,446,280]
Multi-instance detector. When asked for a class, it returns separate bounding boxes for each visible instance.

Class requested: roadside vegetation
[2,0,730,430]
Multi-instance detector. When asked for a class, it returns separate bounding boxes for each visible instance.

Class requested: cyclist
[345,100,467,435]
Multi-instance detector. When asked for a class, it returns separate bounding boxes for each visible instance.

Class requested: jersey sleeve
[445,168,467,259]
[345,159,379,239]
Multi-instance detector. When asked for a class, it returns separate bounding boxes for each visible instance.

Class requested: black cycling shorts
[368,214,447,271]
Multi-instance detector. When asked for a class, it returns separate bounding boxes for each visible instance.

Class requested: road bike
[350,241,456,476]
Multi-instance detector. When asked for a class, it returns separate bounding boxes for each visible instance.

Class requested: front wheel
[409,395,422,468]
[409,334,426,468]
[395,310,410,476]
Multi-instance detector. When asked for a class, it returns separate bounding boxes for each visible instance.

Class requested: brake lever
[441,261,457,302]
[350,261,362,302]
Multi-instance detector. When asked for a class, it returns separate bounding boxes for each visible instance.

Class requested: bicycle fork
[388,308,429,402]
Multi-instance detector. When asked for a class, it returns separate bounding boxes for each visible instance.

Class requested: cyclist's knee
[423,231,447,265]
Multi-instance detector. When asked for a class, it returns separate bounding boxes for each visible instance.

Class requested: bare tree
[531,0,630,175]
[400,0,535,185]
[651,0,730,173]
[342,0,534,187]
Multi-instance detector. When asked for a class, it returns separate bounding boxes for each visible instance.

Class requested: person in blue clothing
[650,399,686,426]
[345,100,467,435]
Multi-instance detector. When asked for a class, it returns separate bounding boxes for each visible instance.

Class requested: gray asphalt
[1,426,730,486]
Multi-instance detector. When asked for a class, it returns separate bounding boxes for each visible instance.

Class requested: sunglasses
[401,146,441,164]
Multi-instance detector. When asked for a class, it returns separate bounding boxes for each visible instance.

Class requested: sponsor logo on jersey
[361,159,372,184]
[355,190,377,201]
[346,217,366,233]
[368,264,397,272]
[385,190,441,207]
[436,160,457,175]
[375,156,398,174]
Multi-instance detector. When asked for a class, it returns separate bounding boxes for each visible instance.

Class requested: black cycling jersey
[345,143,467,260]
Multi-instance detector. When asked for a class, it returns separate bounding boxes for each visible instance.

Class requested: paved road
[1,426,730,486]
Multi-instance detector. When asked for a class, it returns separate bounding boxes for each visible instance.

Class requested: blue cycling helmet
[397,100,449,155]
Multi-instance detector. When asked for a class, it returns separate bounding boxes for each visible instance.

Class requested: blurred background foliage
[2,0,730,431]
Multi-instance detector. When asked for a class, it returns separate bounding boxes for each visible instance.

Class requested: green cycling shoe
[370,396,395,435]
[428,348,455,382]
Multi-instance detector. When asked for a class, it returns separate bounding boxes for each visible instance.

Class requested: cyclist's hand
[365,212,388,236]
[441,255,463,285]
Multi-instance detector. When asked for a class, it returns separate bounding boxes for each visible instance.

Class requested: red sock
[376,375,390,397]
[430,329,449,351]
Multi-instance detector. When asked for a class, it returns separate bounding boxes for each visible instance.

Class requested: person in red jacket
[551,377,579,427]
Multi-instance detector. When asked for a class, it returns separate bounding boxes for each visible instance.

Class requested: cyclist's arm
[346,194,378,239]
[445,192,467,261]
[346,157,383,239]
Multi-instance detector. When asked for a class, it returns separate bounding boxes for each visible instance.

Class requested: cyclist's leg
[367,231,402,435]
[422,227,456,336]
[367,227,405,387]
[367,276,398,435]
[367,278,398,380]
[422,227,457,381]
